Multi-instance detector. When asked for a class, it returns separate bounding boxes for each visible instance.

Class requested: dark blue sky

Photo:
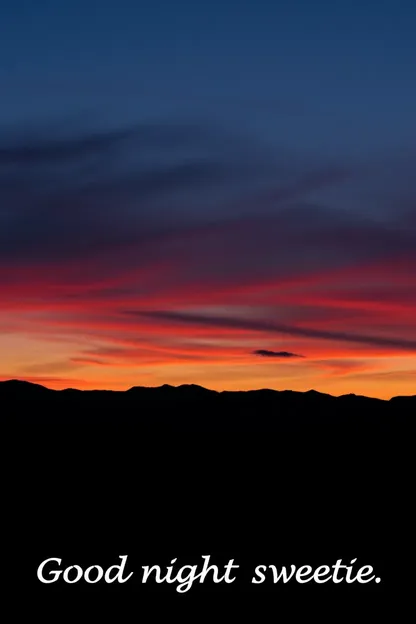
[1,0,415,153]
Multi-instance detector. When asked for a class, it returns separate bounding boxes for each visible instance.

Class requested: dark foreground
[7,381,415,619]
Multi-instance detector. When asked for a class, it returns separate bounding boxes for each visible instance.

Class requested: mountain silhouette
[1,379,52,394]
[3,378,414,402]
[4,379,415,432]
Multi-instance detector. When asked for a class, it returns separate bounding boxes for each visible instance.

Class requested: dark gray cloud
[0,126,134,165]
[0,118,352,266]
[134,310,416,352]
[1,117,415,297]
[1,121,256,262]
[253,349,304,358]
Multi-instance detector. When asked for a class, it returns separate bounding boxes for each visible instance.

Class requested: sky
[1,0,416,398]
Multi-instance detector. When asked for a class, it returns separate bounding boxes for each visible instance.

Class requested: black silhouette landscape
[5,378,415,406]
[11,377,415,617]
[7,378,415,430]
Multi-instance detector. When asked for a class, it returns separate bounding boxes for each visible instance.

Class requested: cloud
[135,310,416,352]
[1,116,416,394]
[0,125,135,165]
[308,359,374,376]
[2,117,415,301]
[1,122,247,263]
[17,360,80,374]
[0,117,356,270]
[253,349,303,358]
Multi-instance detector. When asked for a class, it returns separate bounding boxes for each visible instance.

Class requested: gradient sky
[1,0,416,397]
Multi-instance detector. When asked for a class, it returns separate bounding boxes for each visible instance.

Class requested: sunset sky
[1,0,416,398]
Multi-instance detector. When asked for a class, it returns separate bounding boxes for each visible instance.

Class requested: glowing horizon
[1,249,415,400]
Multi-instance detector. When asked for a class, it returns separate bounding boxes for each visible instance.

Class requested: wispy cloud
[253,349,304,358]
[135,310,416,352]
[1,117,416,394]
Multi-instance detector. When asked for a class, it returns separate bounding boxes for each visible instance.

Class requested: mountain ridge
[1,378,414,402]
